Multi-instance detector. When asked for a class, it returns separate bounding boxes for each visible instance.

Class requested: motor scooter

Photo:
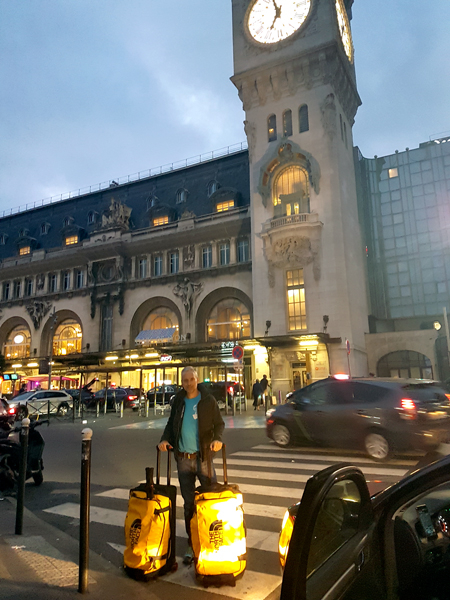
[0,418,47,492]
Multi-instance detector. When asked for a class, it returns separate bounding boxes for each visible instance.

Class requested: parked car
[266,377,450,460]
[8,389,73,419]
[0,398,16,427]
[146,384,182,406]
[280,449,450,600]
[62,387,95,406]
[92,387,142,411]
[200,381,245,408]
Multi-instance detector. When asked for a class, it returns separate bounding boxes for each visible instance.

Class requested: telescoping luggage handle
[156,445,172,485]
[207,443,227,485]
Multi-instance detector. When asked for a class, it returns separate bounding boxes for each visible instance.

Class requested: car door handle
[356,549,365,572]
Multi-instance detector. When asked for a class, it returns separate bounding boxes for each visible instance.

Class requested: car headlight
[266,408,276,417]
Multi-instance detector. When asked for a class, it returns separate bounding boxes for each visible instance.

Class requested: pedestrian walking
[260,374,269,408]
[158,366,224,565]
[252,379,263,410]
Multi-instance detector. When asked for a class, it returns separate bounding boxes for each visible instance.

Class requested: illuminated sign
[160,354,172,362]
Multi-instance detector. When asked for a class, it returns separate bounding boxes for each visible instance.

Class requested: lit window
[49,274,57,293]
[283,109,293,137]
[153,216,169,227]
[207,181,219,197]
[207,298,251,341]
[273,165,309,215]
[268,114,277,142]
[299,104,309,133]
[75,270,84,289]
[216,200,235,213]
[19,246,31,256]
[388,168,398,178]
[219,242,230,266]
[65,235,78,246]
[237,239,249,263]
[154,255,163,276]
[287,269,306,331]
[138,257,147,279]
[53,319,82,355]
[3,325,31,359]
[202,246,212,268]
[169,251,179,274]
[13,280,21,298]
[143,307,179,331]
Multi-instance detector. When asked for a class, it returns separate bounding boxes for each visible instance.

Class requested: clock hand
[270,0,281,29]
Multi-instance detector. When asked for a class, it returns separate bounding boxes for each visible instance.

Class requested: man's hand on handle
[158,440,172,452]
[210,440,223,452]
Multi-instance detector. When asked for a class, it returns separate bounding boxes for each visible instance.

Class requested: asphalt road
[18,409,417,600]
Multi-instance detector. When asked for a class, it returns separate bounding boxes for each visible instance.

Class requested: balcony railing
[267,212,320,230]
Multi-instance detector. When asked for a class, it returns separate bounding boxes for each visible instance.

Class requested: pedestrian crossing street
[44,444,418,600]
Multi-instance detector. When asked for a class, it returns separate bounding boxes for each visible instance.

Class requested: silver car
[8,390,73,420]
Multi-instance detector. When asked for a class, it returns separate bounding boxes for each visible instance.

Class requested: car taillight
[445,394,450,403]
[8,407,16,415]
[128,395,137,401]
[399,397,417,419]
[228,386,233,394]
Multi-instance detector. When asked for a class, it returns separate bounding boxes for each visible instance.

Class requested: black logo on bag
[129,519,142,548]
[209,520,224,549]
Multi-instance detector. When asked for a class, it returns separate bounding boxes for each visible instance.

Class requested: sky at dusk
[1,0,449,214]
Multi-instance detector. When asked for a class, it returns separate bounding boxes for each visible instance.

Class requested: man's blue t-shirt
[179,394,200,453]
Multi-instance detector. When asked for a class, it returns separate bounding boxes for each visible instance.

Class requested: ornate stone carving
[100,198,132,230]
[173,278,203,318]
[320,93,337,140]
[244,120,257,161]
[26,300,52,330]
[180,209,196,220]
[183,246,195,269]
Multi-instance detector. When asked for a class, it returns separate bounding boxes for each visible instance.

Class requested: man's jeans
[176,452,217,541]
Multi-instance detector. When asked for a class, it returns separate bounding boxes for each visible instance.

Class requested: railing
[268,213,320,229]
[0,142,249,220]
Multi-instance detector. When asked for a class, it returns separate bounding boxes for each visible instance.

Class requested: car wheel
[272,423,291,447]
[16,405,28,421]
[57,402,70,416]
[32,471,44,486]
[364,431,391,460]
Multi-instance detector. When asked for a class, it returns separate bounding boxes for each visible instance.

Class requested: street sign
[232,345,244,360]
[346,339,351,355]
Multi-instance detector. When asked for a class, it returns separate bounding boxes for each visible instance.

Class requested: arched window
[377,351,433,379]
[143,307,179,331]
[268,114,277,142]
[53,319,82,356]
[273,165,310,217]
[87,212,95,225]
[299,104,309,133]
[207,181,219,197]
[207,298,251,341]
[283,110,293,137]
[3,325,31,359]
[176,188,188,204]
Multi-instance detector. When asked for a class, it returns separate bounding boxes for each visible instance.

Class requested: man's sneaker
[183,546,194,565]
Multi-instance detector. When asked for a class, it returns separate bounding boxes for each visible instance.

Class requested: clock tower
[231,0,369,391]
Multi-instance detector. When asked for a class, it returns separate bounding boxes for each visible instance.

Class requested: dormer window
[147,195,158,210]
[0,234,7,245]
[18,229,29,238]
[19,246,31,256]
[153,216,169,227]
[40,222,50,235]
[87,212,96,225]
[216,200,235,213]
[63,217,73,228]
[207,181,219,197]
[65,235,79,246]
[176,188,188,204]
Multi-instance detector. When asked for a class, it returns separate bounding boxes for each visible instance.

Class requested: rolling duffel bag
[124,448,177,580]
[190,444,246,587]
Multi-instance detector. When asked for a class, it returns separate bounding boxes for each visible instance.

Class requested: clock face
[335,0,353,62]
[247,0,311,45]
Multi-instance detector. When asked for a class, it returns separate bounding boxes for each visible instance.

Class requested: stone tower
[231,0,369,392]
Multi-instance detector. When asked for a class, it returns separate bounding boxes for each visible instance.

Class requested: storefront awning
[135,328,177,344]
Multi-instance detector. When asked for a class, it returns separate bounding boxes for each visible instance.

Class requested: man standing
[158,366,224,564]
[260,374,269,410]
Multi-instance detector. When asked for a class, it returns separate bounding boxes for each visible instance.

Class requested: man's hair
[181,366,198,379]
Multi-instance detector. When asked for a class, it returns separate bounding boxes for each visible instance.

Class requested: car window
[307,479,361,577]
[47,391,65,398]
[302,382,330,406]
[34,392,46,400]
[351,382,387,403]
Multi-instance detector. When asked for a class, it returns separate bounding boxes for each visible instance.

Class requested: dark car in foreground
[200,381,245,408]
[280,446,450,600]
[266,377,450,460]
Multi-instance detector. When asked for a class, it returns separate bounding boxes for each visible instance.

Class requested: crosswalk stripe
[44,503,283,551]
[223,457,407,476]
[233,450,417,466]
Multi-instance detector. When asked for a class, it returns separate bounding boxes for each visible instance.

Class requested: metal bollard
[145,398,149,418]
[78,428,93,594]
[103,399,107,415]
[47,400,51,421]
[120,400,124,418]
[15,418,30,535]
[96,400,99,418]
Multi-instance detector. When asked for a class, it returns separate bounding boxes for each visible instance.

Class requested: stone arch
[40,310,84,356]
[0,316,33,357]
[376,350,433,379]
[130,297,183,346]
[195,287,253,343]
